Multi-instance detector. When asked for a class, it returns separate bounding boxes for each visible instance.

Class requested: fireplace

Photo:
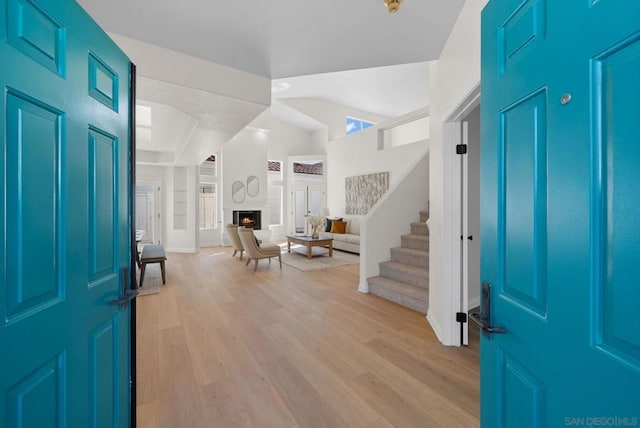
[233,210,261,230]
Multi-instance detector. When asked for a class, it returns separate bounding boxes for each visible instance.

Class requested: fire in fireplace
[232,210,261,230]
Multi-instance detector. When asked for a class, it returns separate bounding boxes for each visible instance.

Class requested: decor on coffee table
[306,214,325,239]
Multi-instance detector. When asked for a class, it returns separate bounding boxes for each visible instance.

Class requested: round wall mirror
[246,175,259,197]
[232,181,245,203]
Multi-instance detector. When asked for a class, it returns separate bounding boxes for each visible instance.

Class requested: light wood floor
[136,246,479,428]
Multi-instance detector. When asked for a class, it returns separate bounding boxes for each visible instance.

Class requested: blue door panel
[593,36,640,369]
[0,0,132,426]
[482,1,640,426]
[88,52,118,112]
[501,352,545,428]
[6,354,65,427]
[88,127,117,284]
[7,0,66,77]
[5,91,64,321]
[89,317,118,428]
[499,89,547,317]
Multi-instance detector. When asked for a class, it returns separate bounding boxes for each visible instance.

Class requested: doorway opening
[288,156,326,235]
[441,83,480,347]
[136,178,162,244]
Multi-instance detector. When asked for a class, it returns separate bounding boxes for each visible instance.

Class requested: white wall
[110,34,270,106]
[280,98,389,142]
[360,153,429,292]
[326,126,427,218]
[222,128,270,231]
[136,164,200,253]
[387,117,430,148]
[164,166,200,252]
[427,0,488,345]
[221,111,321,243]
[267,116,318,239]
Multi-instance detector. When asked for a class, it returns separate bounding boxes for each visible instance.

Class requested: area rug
[136,265,163,296]
[280,245,360,272]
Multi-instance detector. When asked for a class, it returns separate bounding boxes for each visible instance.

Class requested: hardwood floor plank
[228,368,298,428]
[263,322,381,427]
[262,356,349,427]
[157,326,207,428]
[365,338,479,415]
[182,309,230,386]
[350,372,442,427]
[366,418,395,428]
[136,334,159,405]
[201,379,255,428]
[136,400,159,428]
[136,246,480,427]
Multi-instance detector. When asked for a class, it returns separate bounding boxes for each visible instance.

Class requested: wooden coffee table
[286,235,333,259]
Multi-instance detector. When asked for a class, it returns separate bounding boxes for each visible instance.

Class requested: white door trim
[440,83,481,346]
[137,176,163,244]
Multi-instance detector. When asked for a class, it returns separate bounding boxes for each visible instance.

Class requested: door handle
[470,313,507,334]
[110,267,138,310]
[469,282,507,337]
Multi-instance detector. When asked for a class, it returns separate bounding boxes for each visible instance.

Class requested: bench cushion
[141,244,166,261]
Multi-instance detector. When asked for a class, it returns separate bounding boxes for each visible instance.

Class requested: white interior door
[292,184,325,234]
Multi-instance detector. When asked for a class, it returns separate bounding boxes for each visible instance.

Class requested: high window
[267,161,283,226]
[346,116,375,135]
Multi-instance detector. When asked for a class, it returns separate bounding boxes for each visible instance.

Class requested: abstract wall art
[345,172,389,215]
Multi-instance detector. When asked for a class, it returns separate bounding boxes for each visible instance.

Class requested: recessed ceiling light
[271,82,291,93]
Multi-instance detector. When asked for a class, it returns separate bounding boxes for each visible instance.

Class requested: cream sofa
[319,217,360,254]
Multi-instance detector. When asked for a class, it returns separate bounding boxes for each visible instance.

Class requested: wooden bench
[138,244,167,287]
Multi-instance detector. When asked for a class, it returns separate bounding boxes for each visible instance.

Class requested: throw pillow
[325,217,343,232]
[330,220,347,234]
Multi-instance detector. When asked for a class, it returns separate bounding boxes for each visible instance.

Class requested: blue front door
[0,0,133,426]
[481,0,640,426]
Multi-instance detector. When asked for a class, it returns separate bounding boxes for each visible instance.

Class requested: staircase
[367,210,429,314]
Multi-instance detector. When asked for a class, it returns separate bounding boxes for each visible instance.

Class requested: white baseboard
[427,309,444,343]
[165,247,198,254]
[358,281,369,293]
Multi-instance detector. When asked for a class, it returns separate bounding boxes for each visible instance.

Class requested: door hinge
[456,144,468,155]
[456,312,467,323]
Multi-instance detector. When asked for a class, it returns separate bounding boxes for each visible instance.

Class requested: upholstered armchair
[225,224,244,260]
[237,227,282,272]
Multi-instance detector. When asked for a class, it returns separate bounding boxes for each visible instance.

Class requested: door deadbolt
[560,93,572,105]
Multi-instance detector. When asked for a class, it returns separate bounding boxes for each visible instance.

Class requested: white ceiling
[77,0,465,79]
[273,61,430,119]
[76,0,464,164]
